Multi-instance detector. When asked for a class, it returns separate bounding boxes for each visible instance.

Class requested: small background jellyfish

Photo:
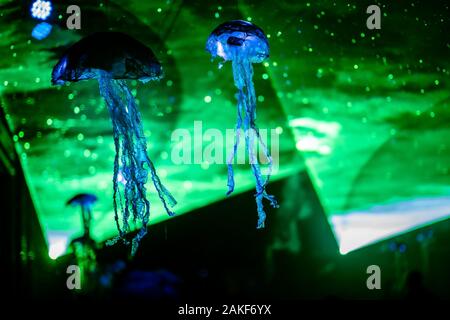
[67,193,98,240]
[67,193,98,291]
[52,32,176,255]
[206,20,279,228]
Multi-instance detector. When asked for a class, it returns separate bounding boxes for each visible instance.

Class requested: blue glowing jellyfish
[67,193,98,279]
[67,193,98,239]
[206,20,279,228]
[52,32,176,255]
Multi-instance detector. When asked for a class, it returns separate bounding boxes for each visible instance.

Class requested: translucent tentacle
[146,155,177,216]
[231,59,279,228]
[226,95,243,196]
[118,81,177,216]
[98,72,175,254]
[241,62,279,211]
[100,76,128,247]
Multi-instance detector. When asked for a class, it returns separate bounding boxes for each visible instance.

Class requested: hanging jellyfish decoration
[52,32,176,255]
[66,193,98,240]
[67,193,98,284]
[206,20,279,228]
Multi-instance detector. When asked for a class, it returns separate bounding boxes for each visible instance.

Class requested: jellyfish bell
[66,193,98,208]
[52,32,163,85]
[206,20,269,64]
[52,32,176,255]
[206,21,278,229]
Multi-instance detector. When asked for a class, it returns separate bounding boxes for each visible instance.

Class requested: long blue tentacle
[98,72,175,255]
[230,59,278,228]
[226,95,243,195]
[119,81,177,217]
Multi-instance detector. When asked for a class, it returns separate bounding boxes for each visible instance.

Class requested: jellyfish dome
[206,21,278,229]
[66,193,98,208]
[52,32,162,85]
[206,20,269,63]
[52,32,176,255]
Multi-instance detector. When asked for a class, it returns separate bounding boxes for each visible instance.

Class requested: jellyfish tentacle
[121,134,151,252]
[231,58,278,228]
[100,76,127,246]
[226,93,243,196]
[81,206,89,238]
[114,83,135,237]
[118,80,151,230]
[241,62,279,210]
[146,157,177,216]
[239,58,278,206]
[245,112,267,228]
[118,81,177,216]
[111,130,122,237]
[99,72,169,254]
[119,88,151,249]
[243,99,271,228]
